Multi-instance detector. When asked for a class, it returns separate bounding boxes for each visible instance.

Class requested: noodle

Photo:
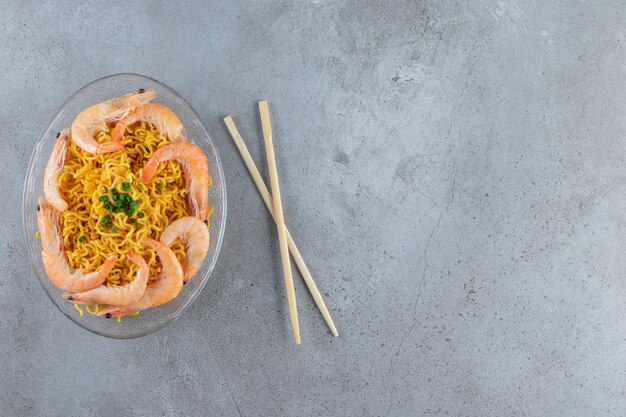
[74,303,84,317]
[85,304,100,315]
[59,122,192,286]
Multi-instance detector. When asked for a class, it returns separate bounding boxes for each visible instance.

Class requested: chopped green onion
[166,182,171,187]
[102,215,111,224]
[104,203,112,210]
[137,212,145,218]
[111,227,118,232]
[156,184,163,191]
[98,195,110,202]
[121,182,131,191]
[130,201,138,209]
[112,194,119,201]
[78,236,87,243]
[111,188,118,194]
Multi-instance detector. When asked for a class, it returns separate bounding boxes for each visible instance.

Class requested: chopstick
[224,115,338,337]
[258,100,301,345]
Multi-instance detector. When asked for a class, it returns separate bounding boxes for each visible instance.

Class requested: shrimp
[71,89,156,154]
[37,197,117,292]
[43,129,69,211]
[65,251,148,306]
[111,103,186,142]
[142,141,209,220]
[98,238,183,317]
[160,217,210,282]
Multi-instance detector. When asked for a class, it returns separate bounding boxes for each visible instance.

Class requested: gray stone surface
[1,0,625,415]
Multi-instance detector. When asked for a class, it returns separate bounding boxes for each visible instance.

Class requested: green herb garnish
[137,212,145,218]
[78,236,87,243]
[101,186,142,219]
[156,184,163,191]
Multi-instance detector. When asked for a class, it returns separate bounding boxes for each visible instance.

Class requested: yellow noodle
[85,304,100,315]
[74,303,84,317]
[58,121,204,286]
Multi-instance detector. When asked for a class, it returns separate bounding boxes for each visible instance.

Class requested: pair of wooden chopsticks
[224,102,338,344]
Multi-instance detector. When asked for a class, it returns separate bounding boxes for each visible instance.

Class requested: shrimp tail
[96,140,124,153]
[75,254,117,292]
[63,255,118,301]
[111,122,127,142]
[141,158,159,183]
[99,255,118,276]
[126,250,146,266]
[141,237,160,249]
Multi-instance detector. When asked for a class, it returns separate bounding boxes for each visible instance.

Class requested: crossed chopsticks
[224,102,338,344]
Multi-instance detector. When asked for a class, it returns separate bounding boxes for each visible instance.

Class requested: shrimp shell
[43,129,69,212]
[37,197,116,292]
[71,89,156,154]
[98,238,183,317]
[160,217,210,282]
[65,251,148,306]
[142,141,209,220]
[111,103,186,143]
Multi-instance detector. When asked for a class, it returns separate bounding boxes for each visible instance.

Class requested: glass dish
[22,73,227,338]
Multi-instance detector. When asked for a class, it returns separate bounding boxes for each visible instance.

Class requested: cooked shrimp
[160,217,210,282]
[98,238,183,317]
[37,197,116,292]
[111,103,185,142]
[71,89,156,154]
[65,251,148,306]
[43,129,69,211]
[142,141,209,220]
